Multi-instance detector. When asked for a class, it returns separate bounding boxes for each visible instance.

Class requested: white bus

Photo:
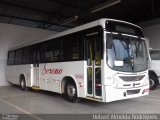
[7,19,149,103]
[149,49,160,90]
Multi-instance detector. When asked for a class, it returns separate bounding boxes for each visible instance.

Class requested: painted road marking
[0,97,43,120]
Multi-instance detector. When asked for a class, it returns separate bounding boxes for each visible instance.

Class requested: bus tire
[149,74,158,90]
[64,81,80,103]
[20,77,27,91]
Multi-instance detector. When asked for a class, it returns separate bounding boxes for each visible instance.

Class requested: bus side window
[86,40,93,66]
[15,49,23,65]
[62,33,82,61]
[72,47,79,60]
[72,39,80,60]
[8,51,15,65]
[44,40,61,62]
[23,47,31,64]
[95,36,102,66]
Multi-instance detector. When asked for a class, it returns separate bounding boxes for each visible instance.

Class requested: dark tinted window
[31,44,42,64]
[44,40,61,62]
[15,49,23,64]
[62,33,83,61]
[23,47,31,64]
[8,51,15,65]
[8,32,84,64]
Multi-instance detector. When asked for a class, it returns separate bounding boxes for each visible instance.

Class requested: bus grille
[119,75,145,82]
[127,89,140,95]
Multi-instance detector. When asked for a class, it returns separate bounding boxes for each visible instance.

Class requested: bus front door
[32,47,40,89]
[86,32,102,99]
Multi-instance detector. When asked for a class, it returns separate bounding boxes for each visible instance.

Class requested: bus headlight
[113,79,120,88]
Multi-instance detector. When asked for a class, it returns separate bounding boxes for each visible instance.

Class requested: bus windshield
[107,33,148,72]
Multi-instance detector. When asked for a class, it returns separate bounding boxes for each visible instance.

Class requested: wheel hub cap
[21,80,24,88]
[149,79,155,87]
[67,85,76,97]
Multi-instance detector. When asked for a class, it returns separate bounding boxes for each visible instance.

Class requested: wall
[139,18,160,49]
[0,23,56,86]
[143,24,160,49]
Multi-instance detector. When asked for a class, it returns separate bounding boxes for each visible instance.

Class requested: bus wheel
[20,77,27,91]
[64,82,79,103]
[149,74,158,90]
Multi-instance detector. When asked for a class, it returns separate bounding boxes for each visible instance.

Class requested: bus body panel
[7,65,31,86]
[104,83,149,102]
[38,61,85,97]
[7,61,86,98]
[150,60,160,83]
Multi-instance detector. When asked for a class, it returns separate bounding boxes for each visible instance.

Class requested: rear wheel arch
[61,76,79,95]
[19,74,25,82]
[19,74,27,90]
[61,76,80,102]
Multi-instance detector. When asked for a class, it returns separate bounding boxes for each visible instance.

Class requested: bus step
[86,96,102,102]
[32,86,40,90]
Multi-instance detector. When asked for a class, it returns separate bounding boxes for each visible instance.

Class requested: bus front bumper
[104,85,149,102]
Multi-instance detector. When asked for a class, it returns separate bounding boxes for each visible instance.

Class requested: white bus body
[7,19,149,102]
[149,49,160,90]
